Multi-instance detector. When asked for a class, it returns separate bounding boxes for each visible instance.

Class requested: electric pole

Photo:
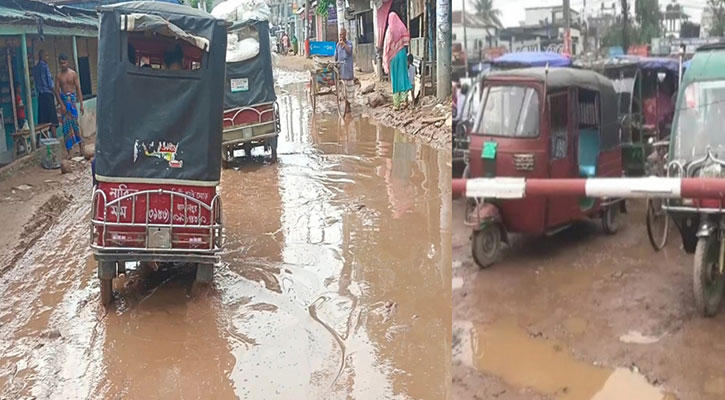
[437,0,451,99]
[563,0,571,55]
[621,0,629,52]
[462,0,469,77]
[305,0,311,58]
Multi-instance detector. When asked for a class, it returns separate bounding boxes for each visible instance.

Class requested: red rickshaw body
[92,182,221,254]
[468,68,623,236]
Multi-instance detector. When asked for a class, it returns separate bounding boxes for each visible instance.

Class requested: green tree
[315,0,334,18]
[470,0,502,28]
[635,0,661,43]
[708,0,725,36]
[189,0,214,11]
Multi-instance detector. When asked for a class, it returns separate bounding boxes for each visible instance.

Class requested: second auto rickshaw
[664,43,725,316]
[466,67,624,268]
[222,17,280,164]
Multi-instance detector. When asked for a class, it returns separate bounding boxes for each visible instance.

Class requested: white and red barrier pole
[452,177,725,200]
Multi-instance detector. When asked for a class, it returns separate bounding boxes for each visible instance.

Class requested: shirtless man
[55,53,85,157]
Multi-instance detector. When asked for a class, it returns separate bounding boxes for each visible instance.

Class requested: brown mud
[0,77,451,399]
[452,198,725,400]
[275,54,452,151]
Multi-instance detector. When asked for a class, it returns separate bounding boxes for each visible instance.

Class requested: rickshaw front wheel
[602,204,620,234]
[100,278,113,307]
[472,224,501,269]
[693,236,725,317]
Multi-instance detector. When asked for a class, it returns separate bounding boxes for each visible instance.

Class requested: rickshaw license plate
[230,78,249,92]
[482,142,498,159]
[148,227,171,249]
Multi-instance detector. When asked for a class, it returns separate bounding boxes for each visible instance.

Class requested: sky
[452,0,706,28]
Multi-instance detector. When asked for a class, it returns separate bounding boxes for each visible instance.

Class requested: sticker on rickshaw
[482,141,498,159]
[230,78,249,92]
[134,140,184,168]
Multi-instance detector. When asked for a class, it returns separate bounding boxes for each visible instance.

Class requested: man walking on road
[33,50,59,144]
[55,53,85,157]
[335,27,354,116]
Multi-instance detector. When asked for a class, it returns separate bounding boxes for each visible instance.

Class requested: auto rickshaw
[222,17,279,164]
[663,43,725,316]
[467,67,624,268]
[92,2,226,306]
[456,53,573,178]
[578,56,680,176]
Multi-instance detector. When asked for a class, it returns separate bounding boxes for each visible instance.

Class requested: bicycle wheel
[646,197,669,251]
[336,79,346,118]
[309,76,316,112]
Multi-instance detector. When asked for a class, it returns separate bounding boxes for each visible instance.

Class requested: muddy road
[452,198,725,400]
[0,80,451,399]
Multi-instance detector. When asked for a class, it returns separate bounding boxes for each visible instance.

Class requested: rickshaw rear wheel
[602,204,620,234]
[100,278,113,307]
[243,143,253,158]
[195,263,214,283]
[270,137,278,163]
[472,224,501,269]
[693,236,725,317]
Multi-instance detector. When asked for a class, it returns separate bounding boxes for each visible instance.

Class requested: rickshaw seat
[578,129,599,177]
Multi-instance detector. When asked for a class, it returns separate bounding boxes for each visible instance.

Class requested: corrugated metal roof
[0,0,98,31]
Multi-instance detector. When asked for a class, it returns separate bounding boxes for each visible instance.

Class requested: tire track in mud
[0,179,107,400]
[1,193,72,276]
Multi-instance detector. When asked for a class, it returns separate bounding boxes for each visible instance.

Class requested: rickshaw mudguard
[697,220,716,238]
[469,202,509,244]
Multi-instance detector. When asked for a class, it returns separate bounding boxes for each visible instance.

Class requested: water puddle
[468,318,667,400]
[619,331,662,345]
[0,78,450,400]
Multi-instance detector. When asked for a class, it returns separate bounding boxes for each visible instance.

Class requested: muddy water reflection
[467,318,666,400]
[0,82,449,399]
[220,82,450,399]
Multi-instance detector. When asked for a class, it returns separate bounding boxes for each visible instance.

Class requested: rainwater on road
[0,78,451,400]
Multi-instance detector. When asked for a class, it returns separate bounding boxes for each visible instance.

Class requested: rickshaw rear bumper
[92,249,221,265]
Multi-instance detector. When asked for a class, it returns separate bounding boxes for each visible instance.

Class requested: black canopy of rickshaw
[224,19,276,110]
[486,68,620,149]
[95,1,227,186]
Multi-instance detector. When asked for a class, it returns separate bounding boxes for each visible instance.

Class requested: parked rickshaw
[662,43,725,316]
[222,18,280,164]
[453,74,484,177]
[309,58,345,118]
[92,2,226,306]
[466,68,624,268]
[579,56,680,176]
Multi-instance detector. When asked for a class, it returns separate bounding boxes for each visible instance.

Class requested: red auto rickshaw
[466,67,624,268]
[92,2,227,305]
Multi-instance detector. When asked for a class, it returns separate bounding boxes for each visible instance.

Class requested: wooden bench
[11,123,53,156]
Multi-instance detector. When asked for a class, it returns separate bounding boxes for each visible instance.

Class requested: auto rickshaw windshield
[672,80,725,160]
[475,85,540,137]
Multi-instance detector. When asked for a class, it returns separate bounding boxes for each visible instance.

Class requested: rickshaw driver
[164,44,184,70]
[335,28,354,115]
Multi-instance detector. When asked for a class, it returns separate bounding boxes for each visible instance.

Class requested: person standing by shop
[33,50,59,143]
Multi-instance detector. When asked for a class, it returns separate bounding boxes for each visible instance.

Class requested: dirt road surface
[0,77,451,399]
[452,198,725,400]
